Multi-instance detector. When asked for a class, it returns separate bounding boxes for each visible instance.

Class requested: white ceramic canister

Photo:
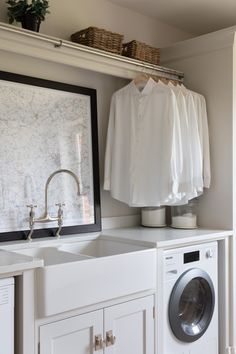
[141,207,166,227]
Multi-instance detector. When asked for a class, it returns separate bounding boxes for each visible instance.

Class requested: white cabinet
[39,310,103,354]
[104,296,154,354]
[39,296,154,354]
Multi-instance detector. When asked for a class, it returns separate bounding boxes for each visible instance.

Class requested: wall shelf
[0,22,184,81]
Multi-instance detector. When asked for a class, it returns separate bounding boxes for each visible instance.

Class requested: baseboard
[101,214,141,230]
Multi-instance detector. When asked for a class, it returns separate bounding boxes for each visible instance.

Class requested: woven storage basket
[71,27,124,54]
[122,40,160,65]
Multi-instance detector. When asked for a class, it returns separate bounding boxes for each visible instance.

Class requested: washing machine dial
[206,249,213,259]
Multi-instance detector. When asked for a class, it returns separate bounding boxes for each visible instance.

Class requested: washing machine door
[168,268,215,343]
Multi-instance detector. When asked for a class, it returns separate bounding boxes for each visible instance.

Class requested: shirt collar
[130,77,156,96]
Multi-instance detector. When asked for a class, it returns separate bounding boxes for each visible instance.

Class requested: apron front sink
[14,238,156,318]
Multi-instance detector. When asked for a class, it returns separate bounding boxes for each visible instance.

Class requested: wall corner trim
[161,26,236,64]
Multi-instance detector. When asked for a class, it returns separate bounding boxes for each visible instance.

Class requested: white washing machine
[163,242,218,354]
[0,277,14,354]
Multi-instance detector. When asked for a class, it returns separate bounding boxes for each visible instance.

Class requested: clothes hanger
[170,79,178,86]
[133,72,150,86]
[160,77,169,85]
[150,74,162,83]
[133,72,180,87]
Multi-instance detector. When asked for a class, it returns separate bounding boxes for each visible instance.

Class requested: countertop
[0,249,43,275]
[101,227,233,248]
[0,226,232,265]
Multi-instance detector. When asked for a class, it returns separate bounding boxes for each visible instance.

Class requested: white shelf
[0,22,184,81]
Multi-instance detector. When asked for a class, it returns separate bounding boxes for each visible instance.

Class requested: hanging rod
[0,23,184,82]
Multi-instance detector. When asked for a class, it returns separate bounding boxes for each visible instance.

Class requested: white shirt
[167,84,195,199]
[151,83,200,205]
[104,78,183,207]
[174,86,203,188]
[187,88,211,188]
[165,83,210,205]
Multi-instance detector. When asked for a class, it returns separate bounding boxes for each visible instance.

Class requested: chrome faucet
[26,169,80,240]
[26,204,37,242]
[55,203,65,238]
[37,169,80,223]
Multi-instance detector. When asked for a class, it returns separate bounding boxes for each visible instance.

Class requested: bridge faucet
[40,169,80,222]
[26,169,80,240]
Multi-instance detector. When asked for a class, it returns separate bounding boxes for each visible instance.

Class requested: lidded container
[141,206,166,227]
[171,199,198,229]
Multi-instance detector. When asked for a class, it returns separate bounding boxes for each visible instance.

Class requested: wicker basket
[71,27,124,54]
[122,40,160,65]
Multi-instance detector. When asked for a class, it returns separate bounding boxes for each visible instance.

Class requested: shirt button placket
[138,94,143,119]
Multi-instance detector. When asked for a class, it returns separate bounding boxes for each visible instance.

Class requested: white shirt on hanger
[104,78,183,207]
[169,83,204,198]
[186,88,211,188]
[166,83,195,198]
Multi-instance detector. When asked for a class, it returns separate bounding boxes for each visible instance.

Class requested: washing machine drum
[168,268,215,343]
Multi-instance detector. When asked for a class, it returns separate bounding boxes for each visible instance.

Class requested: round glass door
[168,268,215,343]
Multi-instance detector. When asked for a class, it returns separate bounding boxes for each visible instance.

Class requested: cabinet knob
[106,330,116,346]
[95,334,105,351]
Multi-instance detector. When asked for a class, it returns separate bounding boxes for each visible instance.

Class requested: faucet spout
[26,169,81,240]
[44,169,80,217]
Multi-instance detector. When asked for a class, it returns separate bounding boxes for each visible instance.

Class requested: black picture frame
[0,70,101,242]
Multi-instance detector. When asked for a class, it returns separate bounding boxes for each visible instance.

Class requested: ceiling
[108,0,236,35]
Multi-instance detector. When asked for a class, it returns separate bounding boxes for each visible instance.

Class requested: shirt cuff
[203,177,211,188]
[104,180,110,190]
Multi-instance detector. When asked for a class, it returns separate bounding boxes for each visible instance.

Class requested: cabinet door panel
[104,296,154,354]
[40,310,103,354]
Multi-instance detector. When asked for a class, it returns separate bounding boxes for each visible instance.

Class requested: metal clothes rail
[0,22,184,82]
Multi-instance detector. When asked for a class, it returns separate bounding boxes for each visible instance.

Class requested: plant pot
[21,14,41,32]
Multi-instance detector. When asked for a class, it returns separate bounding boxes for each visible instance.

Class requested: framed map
[0,71,101,241]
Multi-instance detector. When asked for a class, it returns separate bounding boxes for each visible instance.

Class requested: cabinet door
[39,310,103,354]
[104,296,154,354]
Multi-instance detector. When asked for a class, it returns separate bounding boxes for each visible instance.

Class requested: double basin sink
[14,237,156,317]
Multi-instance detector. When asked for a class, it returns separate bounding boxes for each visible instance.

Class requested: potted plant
[6,0,50,32]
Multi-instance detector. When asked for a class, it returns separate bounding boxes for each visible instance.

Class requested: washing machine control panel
[164,242,217,273]
[184,250,200,263]
[206,249,214,258]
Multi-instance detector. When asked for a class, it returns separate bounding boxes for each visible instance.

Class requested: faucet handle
[27,204,37,210]
[26,204,37,218]
[55,203,65,239]
[55,203,65,208]
[56,203,65,220]
[26,205,37,242]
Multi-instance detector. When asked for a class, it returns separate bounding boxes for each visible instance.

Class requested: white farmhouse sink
[14,237,156,318]
[59,238,147,257]
[15,246,90,265]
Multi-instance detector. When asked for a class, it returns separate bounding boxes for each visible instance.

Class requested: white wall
[0,50,133,218]
[0,0,192,219]
[0,0,192,47]
[161,29,235,229]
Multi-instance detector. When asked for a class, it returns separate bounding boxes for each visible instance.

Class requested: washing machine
[0,277,14,354]
[163,242,218,354]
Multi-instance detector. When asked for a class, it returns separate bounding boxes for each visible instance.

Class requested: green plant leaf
[5,0,50,22]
